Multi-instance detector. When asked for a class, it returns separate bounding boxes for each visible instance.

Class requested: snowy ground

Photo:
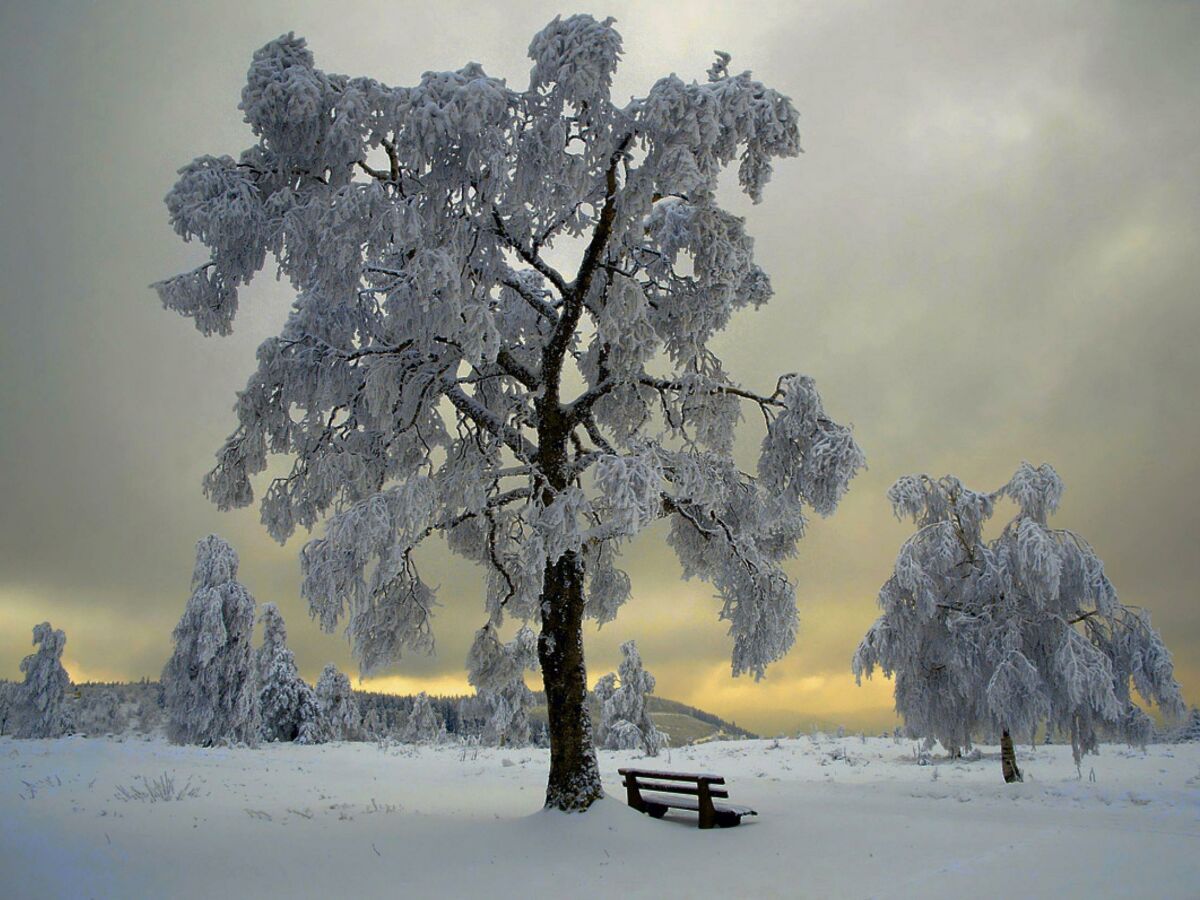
[1,735,1197,899]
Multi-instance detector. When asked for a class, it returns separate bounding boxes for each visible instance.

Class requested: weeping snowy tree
[594,640,666,754]
[467,623,539,746]
[12,623,72,739]
[152,15,864,810]
[401,691,442,744]
[162,535,261,746]
[853,463,1185,782]
[257,603,321,742]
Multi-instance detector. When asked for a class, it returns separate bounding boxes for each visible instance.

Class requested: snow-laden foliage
[467,624,538,746]
[853,464,1185,765]
[311,664,362,742]
[0,682,14,735]
[153,15,861,809]
[75,689,128,737]
[257,603,321,742]
[1177,707,1200,743]
[594,641,666,755]
[11,623,72,739]
[401,691,443,744]
[162,536,261,746]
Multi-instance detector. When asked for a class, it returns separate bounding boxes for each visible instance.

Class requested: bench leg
[698,783,716,829]
[625,783,646,813]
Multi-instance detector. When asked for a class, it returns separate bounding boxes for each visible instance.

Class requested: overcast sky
[1,0,1197,734]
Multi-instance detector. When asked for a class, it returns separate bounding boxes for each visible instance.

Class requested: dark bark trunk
[538,550,603,811]
[1000,728,1023,783]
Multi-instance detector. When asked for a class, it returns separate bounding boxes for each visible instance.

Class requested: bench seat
[640,792,756,818]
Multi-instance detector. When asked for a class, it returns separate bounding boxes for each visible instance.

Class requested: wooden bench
[618,767,757,829]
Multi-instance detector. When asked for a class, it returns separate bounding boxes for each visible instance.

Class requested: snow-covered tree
[257,603,320,742]
[0,682,14,736]
[12,623,72,739]
[313,663,361,741]
[853,463,1185,781]
[594,640,666,755]
[401,691,442,744]
[152,15,864,810]
[1177,707,1200,743]
[162,535,261,746]
[467,623,538,746]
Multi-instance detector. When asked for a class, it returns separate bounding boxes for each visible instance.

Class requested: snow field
[2,735,1197,898]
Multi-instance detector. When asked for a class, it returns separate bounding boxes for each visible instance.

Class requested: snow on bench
[618,767,758,829]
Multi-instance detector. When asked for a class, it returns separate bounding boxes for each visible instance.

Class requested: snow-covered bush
[854,463,1185,781]
[594,641,667,755]
[401,692,442,744]
[152,15,862,809]
[467,624,538,746]
[12,622,72,739]
[312,664,361,742]
[162,535,261,746]
[257,604,320,742]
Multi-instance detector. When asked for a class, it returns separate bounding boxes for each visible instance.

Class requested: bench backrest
[619,768,730,799]
[617,767,725,784]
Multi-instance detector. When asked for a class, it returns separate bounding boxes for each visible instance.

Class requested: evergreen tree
[257,603,320,742]
[162,535,261,746]
[401,692,442,744]
[152,15,863,809]
[313,664,361,741]
[12,622,72,739]
[854,464,1184,781]
[595,640,667,755]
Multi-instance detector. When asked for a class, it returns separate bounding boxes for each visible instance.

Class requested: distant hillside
[529,692,757,745]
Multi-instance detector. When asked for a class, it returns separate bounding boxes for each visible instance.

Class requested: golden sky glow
[1,0,1197,735]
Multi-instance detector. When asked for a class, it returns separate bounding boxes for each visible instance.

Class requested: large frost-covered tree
[12,622,72,739]
[853,463,1184,782]
[257,603,321,742]
[594,640,666,754]
[152,15,864,809]
[162,535,261,746]
[467,623,538,746]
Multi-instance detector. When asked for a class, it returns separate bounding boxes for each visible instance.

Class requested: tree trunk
[1000,728,1023,783]
[538,550,604,811]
